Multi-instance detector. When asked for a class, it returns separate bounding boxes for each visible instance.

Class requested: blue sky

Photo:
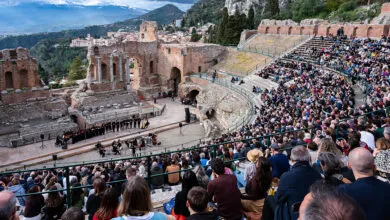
[0,0,193,10]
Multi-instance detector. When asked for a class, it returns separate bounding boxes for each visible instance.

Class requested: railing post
[65,167,71,207]
[147,156,152,186]
[212,145,217,159]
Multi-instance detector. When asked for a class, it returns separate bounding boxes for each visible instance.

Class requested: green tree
[247,6,255,29]
[38,63,49,85]
[268,0,280,16]
[217,7,229,44]
[190,28,202,42]
[68,57,85,80]
[292,0,325,21]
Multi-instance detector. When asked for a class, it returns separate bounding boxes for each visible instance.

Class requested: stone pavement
[0,98,205,170]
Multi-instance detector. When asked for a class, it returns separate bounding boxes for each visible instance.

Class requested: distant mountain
[0,2,149,35]
[0,4,184,50]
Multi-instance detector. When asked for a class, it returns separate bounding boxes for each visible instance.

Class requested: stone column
[119,55,123,81]
[125,56,130,84]
[109,55,114,82]
[97,57,102,83]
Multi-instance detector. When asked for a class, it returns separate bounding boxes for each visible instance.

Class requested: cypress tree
[217,7,229,45]
[247,6,255,29]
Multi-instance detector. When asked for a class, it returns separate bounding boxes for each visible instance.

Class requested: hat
[247,149,263,163]
[375,150,390,174]
[270,143,279,149]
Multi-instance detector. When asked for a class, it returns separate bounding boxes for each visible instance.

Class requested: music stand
[40,134,47,149]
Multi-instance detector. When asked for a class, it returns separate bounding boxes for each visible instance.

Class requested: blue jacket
[274,161,321,220]
[9,184,26,206]
[269,153,290,178]
[339,176,390,220]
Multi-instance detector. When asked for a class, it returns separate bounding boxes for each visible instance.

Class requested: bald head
[0,190,17,220]
[348,147,374,176]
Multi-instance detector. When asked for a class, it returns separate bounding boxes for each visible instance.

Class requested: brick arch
[367,27,374,38]
[101,63,109,81]
[93,46,99,56]
[352,27,358,37]
[300,27,305,35]
[170,67,181,95]
[326,26,331,36]
[265,27,270,34]
[19,69,29,88]
[277,27,281,34]
[288,27,293,35]
[150,60,154,74]
[5,71,13,89]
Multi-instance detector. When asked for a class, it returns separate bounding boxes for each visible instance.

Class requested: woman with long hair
[317,152,350,186]
[174,171,199,218]
[241,157,272,215]
[93,188,119,220]
[113,176,174,220]
[24,185,45,220]
[87,178,106,220]
[43,185,65,220]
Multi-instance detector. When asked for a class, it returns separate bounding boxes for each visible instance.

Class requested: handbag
[163,197,175,214]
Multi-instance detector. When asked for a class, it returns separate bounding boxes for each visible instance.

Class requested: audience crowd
[1,36,390,220]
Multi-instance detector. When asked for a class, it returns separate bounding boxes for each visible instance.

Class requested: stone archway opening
[288,27,292,35]
[101,63,108,81]
[367,27,373,38]
[5,71,13,89]
[206,109,215,119]
[170,67,181,96]
[277,27,281,35]
[352,27,358,37]
[150,61,154,74]
[265,27,270,34]
[113,63,117,77]
[94,47,99,56]
[326,27,331,36]
[19,69,28,88]
[300,27,305,35]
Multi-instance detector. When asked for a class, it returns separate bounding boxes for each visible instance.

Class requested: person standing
[268,143,290,178]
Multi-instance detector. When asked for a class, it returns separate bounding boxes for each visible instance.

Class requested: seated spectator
[0,190,19,220]
[174,171,199,218]
[186,187,219,220]
[166,160,180,186]
[207,158,242,220]
[192,155,209,189]
[317,152,351,186]
[8,178,26,207]
[241,157,272,216]
[373,137,390,157]
[23,185,45,220]
[307,142,318,164]
[44,186,65,220]
[299,182,366,220]
[113,176,174,220]
[374,146,390,182]
[244,149,263,184]
[93,188,119,220]
[200,153,208,167]
[339,147,390,220]
[274,146,321,220]
[150,162,164,189]
[268,143,290,178]
[121,167,137,193]
[70,183,84,209]
[61,207,85,220]
[86,178,106,220]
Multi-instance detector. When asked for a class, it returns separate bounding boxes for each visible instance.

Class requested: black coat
[274,161,322,220]
[339,176,390,220]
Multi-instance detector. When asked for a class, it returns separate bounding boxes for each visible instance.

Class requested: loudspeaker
[40,134,44,140]
[185,107,190,123]
[52,154,58,161]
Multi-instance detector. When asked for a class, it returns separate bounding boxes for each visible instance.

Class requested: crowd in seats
[1,36,390,220]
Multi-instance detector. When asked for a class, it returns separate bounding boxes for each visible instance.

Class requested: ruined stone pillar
[110,55,114,82]
[119,55,123,81]
[97,57,102,83]
[125,56,130,84]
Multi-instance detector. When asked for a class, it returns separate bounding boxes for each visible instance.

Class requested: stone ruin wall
[257,4,390,38]
[0,48,41,92]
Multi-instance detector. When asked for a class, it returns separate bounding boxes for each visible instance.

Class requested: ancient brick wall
[0,48,41,91]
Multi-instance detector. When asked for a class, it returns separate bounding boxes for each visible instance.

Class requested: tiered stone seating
[240,34,310,57]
